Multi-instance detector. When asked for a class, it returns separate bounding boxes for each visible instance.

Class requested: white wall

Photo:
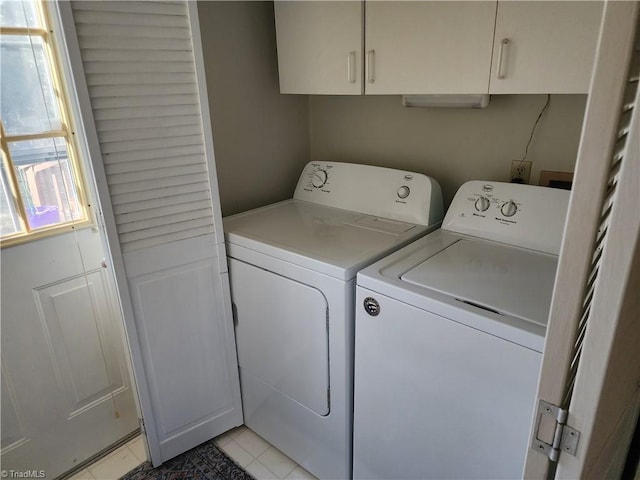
[309,94,587,205]
[198,1,310,217]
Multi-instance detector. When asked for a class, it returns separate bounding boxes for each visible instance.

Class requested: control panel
[294,162,444,227]
[442,181,570,255]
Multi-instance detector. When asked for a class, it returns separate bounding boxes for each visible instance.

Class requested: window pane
[0,0,40,29]
[0,163,21,236]
[9,137,84,230]
[0,35,62,135]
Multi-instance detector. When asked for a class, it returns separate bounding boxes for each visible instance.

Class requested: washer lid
[400,239,558,326]
[224,200,428,280]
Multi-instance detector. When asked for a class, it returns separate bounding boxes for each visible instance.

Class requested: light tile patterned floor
[215,426,317,480]
[68,427,317,480]
[66,436,146,480]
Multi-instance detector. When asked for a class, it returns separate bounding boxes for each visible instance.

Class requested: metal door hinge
[531,400,580,462]
[139,417,146,435]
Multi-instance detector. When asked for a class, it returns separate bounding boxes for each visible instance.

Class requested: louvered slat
[97,114,200,132]
[83,61,195,75]
[93,105,197,122]
[73,1,186,16]
[108,163,207,184]
[99,135,202,155]
[561,41,640,403]
[72,1,215,252]
[108,173,206,196]
[104,154,204,175]
[115,200,212,224]
[119,217,213,244]
[77,36,193,52]
[110,182,210,206]
[100,145,204,165]
[91,94,197,110]
[75,24,190,40]
[87,73,196,86]
[112,191,211,216]
[117,209,212,234]
[123,226,215,253]
[98,124,200,143]
[73,10,186,28]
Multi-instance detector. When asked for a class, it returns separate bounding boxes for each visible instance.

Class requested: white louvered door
[524,2,639,477]
[57,1,243,465]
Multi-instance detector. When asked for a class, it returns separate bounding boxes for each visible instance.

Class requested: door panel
[365,1,496,94]
[1,370,25,451]
[489,1,603,94]
[129,259,238,438]
[35,271,126,412]
[274,1,363,95]
[230,259,330,416]
[0,228,138,479]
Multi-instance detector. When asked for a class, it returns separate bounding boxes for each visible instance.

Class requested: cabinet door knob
[367,49,376,84]
[497,38,510,79]
[348,51,356,83]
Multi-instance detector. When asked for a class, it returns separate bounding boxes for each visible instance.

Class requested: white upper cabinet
[489,1,604,94]
[365,2,497,94]
[274,1,363,95]
[274,1,604,95]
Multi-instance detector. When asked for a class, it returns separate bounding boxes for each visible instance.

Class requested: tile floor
[66,426,317,480]
[215,426,317,480]
[66,436,146,480]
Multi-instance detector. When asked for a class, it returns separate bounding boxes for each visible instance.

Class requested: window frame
[0,0,93,247]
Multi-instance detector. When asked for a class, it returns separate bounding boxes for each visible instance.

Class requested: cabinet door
[489,1,603,94]
[274,1,363,95]
[365,1,497,94]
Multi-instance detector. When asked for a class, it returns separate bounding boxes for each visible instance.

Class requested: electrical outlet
[510,160,532,184]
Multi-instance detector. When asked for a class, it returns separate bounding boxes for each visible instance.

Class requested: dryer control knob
[363,297,380,316]
[397,186,411,199]
[474,196,490,212]
[311,169,328,188]
[501,200,518,217]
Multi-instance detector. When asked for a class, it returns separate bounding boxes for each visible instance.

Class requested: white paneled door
[0,228,139,479]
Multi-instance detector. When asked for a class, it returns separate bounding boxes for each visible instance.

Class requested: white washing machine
[224,161,444,479]
[353,181,571,479]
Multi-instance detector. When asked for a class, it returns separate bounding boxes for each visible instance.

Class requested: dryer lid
[400,239,558,326]
[224,200,428,280]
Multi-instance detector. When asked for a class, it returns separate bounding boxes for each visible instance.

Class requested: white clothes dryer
[353,181,571,479]
[223,162,444,479]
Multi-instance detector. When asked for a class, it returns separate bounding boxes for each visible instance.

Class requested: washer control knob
[397,186,410,199]
[311,169,328,188]
[363,297,380,316]
[474,196,490,212]
[501,200,518,217]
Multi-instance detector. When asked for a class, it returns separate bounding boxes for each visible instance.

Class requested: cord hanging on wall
[519,95,552,165]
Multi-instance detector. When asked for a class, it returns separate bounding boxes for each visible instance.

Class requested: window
[1,0,89,245]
